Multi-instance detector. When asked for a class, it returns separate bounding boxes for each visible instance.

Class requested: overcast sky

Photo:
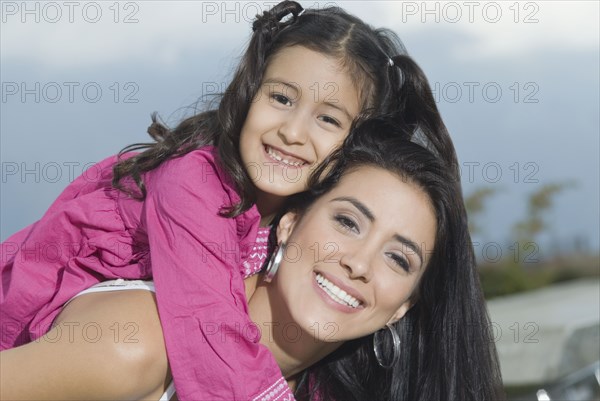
[1,1,599,258]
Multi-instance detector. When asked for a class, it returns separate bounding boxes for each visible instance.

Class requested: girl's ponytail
[386,54,460,182]
[252,1,304,34]
[251,1,304,64]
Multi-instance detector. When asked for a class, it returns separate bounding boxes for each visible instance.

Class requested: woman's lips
[316,270,365,305]
[312,271,365,313]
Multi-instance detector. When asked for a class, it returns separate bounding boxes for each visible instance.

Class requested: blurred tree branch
[512,181,577,245]
[465,187,498,235]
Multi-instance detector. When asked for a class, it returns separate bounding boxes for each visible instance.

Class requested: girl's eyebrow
[263,78,353,121]
[262,78,299,94]
[331,196,424,267]
[323,101,353,121]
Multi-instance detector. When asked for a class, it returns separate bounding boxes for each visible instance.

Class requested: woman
[0,117,504,400]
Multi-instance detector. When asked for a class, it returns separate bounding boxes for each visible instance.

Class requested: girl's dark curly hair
[112,1,457,217]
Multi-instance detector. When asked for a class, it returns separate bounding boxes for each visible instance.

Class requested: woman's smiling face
[273,165,437,342]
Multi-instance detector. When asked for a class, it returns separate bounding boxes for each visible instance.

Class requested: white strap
[159,382,175,401]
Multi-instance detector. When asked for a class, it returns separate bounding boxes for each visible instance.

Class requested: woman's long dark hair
[286,117,504,401]
[112,1,457,216]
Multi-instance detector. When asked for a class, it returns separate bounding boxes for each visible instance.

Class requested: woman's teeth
[316,273,361,308]
[266,146,305,167]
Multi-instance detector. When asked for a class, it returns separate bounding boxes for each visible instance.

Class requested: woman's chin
[284,308,346,343]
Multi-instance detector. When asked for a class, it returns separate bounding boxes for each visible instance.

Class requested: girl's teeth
[315,273,361,308]
[267,146,304,167]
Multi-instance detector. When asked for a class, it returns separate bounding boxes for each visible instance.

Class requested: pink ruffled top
[0,146,295,401]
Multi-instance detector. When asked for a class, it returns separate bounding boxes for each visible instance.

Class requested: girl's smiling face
[239,45,361,212]
[272,165,437,342]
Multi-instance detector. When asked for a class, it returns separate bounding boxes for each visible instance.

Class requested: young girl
[1,1,457,400]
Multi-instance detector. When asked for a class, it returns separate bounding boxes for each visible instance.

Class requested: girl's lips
[264,144,310,166]
[314,270,366,307]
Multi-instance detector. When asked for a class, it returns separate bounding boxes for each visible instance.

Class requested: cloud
[356,1,599,59]
[0,1,250,69]
[2,1,597,70]
[1,1,598,248]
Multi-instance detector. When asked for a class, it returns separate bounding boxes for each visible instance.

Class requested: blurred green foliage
[478,258,599,299]
[465,181,599,299]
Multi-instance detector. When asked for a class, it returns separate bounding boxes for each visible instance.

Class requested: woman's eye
[271,94,292,106]
[319,115,342,128]
[334,215,359,233]
[386,252,410,272]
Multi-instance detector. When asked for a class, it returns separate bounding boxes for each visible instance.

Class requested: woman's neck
[245,280,342,378]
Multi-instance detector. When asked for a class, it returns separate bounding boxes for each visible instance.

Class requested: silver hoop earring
[373,322,401,369]
[263,241,285,283]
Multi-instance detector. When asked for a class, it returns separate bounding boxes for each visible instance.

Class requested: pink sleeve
[142,150,295,401]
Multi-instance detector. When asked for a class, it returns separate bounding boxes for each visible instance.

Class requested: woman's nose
[339,244,374,282]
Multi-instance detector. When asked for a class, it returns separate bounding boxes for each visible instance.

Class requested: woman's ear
[386,300,412,326]
[276,211,298,244]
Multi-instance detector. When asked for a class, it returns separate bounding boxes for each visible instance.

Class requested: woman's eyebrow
[392,234,424,268]
[331,196,374,221]
[331,196,424,267]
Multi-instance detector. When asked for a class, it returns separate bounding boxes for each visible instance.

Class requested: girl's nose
[278,111,309,145]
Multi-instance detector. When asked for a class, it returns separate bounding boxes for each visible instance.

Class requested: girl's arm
[142,149,295,401]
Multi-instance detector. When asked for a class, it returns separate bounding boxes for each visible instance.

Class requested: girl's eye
[334,214,359,233]
[386,252,410,272]
[271,93,292,106]
[319,115,342,128]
